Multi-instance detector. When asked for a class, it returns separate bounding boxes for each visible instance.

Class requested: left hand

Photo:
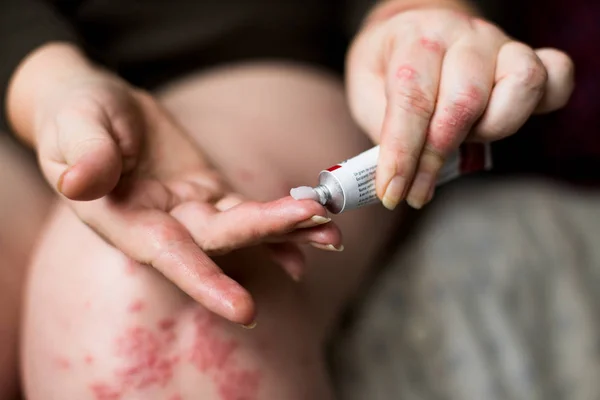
[346,4,575,210]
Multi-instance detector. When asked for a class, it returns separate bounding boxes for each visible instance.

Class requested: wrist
[364,0,479,28]
[6,42,101,147]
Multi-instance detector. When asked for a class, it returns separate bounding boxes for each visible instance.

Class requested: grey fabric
[333,178,600,400]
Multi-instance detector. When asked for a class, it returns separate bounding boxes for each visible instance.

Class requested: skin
[347,1,574,210]
[23,62,399,400]
[0,136,53,399]
[2,0,576,397]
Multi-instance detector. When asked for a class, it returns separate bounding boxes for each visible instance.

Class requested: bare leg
[22,63,400,399]
[0,136,52,399]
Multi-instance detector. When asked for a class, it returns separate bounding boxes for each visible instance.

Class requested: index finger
[377,32,445,210]
[80,203,256,325]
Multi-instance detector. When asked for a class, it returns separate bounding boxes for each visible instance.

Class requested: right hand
[8,44,343,325]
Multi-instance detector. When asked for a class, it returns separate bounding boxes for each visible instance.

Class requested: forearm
[6,43,99,147]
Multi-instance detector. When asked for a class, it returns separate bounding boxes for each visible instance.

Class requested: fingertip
[196,274,256,325]
[57,156,122,201]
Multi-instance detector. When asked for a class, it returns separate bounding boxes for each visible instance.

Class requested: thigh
[0,136,52,399]
[22,63,400,400]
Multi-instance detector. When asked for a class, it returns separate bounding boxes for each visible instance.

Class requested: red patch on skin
[90,383,122,400]
[418,37,443,53]
[124,259,139,276]
[89,322,180,398]
[115,326,180,389]
[158,318,176,331]
[395,65,418,81]
[187,310,263,400]
[54,356,71,370]
[237,168,255,182]
[432,86,484,150]
[127,300,145,313]
[189,312,238,373]
[168,395,182,400]
[85,354,94,365]
[217,370,261,400]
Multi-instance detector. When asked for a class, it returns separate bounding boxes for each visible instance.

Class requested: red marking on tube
[217,369,262,400]
[189,312,238,373]
[90,383,122,400]
[127,300,145,313]
[459,143,486,174]
[55,356,71,370]
[326,165,341,172]
[419,37,443,53]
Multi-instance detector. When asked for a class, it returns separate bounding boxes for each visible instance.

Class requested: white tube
[290,144,492,214]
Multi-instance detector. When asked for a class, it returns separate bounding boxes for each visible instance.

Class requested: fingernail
[309,242,344,252]
[240,321,258,330]
[56,168,69,194]
[406,172,434,209]
[382,176,406,210]
[295,215,331,229]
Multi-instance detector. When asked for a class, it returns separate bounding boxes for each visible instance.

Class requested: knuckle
[514,55,548,92]
[448,85,487,123]
[390,82,436,120]
[385,142,420,176]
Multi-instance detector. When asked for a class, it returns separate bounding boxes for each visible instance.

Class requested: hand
[8,44,343,325]
[346,3,575,210]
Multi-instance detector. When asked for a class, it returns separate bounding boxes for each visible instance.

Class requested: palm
[43,82,341,324]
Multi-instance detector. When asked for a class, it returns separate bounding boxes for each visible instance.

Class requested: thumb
[41,109,123,201]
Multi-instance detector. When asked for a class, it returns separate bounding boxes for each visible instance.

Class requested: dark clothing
[0,0,376,132]
[1,0,598,184]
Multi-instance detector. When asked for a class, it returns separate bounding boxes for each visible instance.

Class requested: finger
[171,197,332,254]
[79,202,256,325]
[265,243,306,282]
[534,48,575,113]
[471,42,548,142]
[377,32,446,210]
[406,25,505,209]
[164,180,225,204]
[40,107,123,201]
[266,224,343,252]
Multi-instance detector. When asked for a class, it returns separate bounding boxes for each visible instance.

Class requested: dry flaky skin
[22,63,400,400]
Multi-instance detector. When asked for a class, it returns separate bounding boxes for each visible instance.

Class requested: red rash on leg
[115,326,180,389]
[188,310,263,400]
[90,383,122,400]
[418,37,443,53]
[124,259,139,276]
[189,312,239,372]
[217,370,262,400]
[127,299,145,313]
[89,323,180,398]
[54,356,71,370]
